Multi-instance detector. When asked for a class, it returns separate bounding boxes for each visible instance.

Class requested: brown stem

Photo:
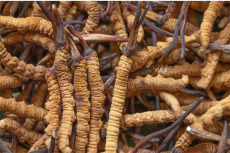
[217,119,228,153]
[10,1,19,17]
[0,138,11,153]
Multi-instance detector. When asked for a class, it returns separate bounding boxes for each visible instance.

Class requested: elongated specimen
[0,97,47,121]
[23,82,47,130]
[3,32,56,54]
[0,74,23,89]
[198,1,224,55]
[68,26,105,153]
[74,59,91,153]
[29,134,47,152]
[58,1,72,20]
[0,37,46,80]
[174,94,230,151]
[155,61,230,79]
[121,110,196,128]
[110,1,128,50]
[74,1,99,34]
[0,16,53,36]
[126,74,188,98]
[54,49,75,153]
[106,3,149,152]
[44,71,61,136]
[0,118,43,145]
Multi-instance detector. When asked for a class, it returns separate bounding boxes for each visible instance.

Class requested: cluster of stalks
[0,1,230,153]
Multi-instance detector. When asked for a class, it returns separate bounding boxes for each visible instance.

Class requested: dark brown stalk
[19,43,33,61]
[48,127,58,153]
[18,1,30,17]
[104,74,116,93]
[217,119,228,153]
[37,53,52,66]
[99,53,117,70]
[180,2,190,58]
[155,124,181,153]
[181,88,208,98]
[162,1,190,55]
[101,1,114,20]
[131,97,203,153]
[0,138,11,153]
[10,1,19,17]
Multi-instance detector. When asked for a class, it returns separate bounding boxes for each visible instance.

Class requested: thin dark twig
[48,127,58,153]
[19,43,33,61]
[155,124,181,153]
[10,1,19,17]
[162,1,189,55]
[125,2,150,57]
[180,2,190,58]
[99,53,117,70]
[17,1,30,17]
[156,96,161,110]
[12,135,18,153]
[0,138,11,153]
[131,97,203,153]
[145,1,157,46]
[101,1,114,19]
[143,19,173,37]
[29,148,48,153]
[181,88,208,98]
[63,20,86,26]
[104,74,116,93]
[217,119,228,153]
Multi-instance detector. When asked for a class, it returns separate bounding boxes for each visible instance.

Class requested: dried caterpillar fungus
[0,97,47,121]
[199,1,224,55]
[106,55,133,152]
[32,1,50,19]
[58,1,73,20]
[121,2,144,43]
[74,59,91,153]
[95,24,114,35]
[65,4,78,21]
[121,110,196,127]
[29,133,47,152]
[0,16,53,36]
[75,1,99,34]
[0,38,46,80]
[3,32,56,54]
[44,71,61,136]
[110,1,128,50]
[54,49,75,153]
[23,82,47,130]
[0,74,23,89]
[126,74,189,98]
[86,53,105,153]
[165,1,183,18]
[0,118,43,145]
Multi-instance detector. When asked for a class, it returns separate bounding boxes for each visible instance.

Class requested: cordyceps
[67,26,105,153]
[173,94,230,151]
[0,37,47,80]
[73,59,90,152]
[0,16,53,36]
[105,3,149,152]
[110,1,128,50]
[23,82,47,130]
[74,1,99,34]
[198,1,224,56]
[0,118,43,145]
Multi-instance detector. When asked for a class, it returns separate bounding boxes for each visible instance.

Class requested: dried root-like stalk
[75,1,99,34]
[0,38,46,80]
[87,53,105,153]
[58,1,73,20]
[74,59,90,153]
[163,18,199,36]
[0,97,47,121]
[110,1,128,50]
[0,118,43,145]
[199,1,224,55]
[44,71,61,136]
[54,49,75,153]
[155,61,229,79]
[126,74,188,98]
[3,32,56,54]
[0,16,53,36]
[159,91,182,118]
[121,110,196,127]
[106,55,132,152]
[0,74,23,89]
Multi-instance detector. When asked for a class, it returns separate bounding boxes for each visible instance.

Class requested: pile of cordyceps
[1,1,230,153]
